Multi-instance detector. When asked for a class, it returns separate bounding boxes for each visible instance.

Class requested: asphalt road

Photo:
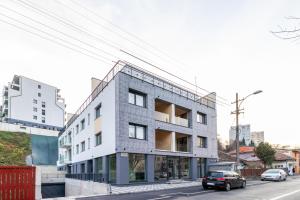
[78,176,300,200]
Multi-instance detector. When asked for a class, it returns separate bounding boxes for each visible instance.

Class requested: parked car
[202,170,246,191]
[261,169,287,181]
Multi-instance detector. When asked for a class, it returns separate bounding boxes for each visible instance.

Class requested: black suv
[202,170,246,191]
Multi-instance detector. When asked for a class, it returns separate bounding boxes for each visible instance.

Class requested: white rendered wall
[8,76,65,128]
[59,80,116,164]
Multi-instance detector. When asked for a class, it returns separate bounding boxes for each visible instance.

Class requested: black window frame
[197,112,207,125]
[129,123,147,140]
[128,89,146,108]
[81,118,85,130]
[95,132,102,146]
[95,103,102,119]
[197,136,207,148]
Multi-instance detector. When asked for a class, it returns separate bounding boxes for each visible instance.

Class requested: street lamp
[231,90,263,170]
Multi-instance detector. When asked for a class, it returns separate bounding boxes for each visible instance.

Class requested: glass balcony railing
[154,111,170,123]
[175,117,189,127]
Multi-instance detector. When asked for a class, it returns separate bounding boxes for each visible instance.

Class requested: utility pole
[231,90,262,170]
[235,93,240,166]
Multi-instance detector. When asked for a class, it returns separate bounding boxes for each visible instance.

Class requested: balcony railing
[154,111,170,123]
[65,173,105,183]
[175,117,189,127]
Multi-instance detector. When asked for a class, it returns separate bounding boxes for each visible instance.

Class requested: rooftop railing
[60,60,216,136]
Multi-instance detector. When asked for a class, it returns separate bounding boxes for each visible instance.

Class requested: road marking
[147,196,172,200]
[269,189,300,200]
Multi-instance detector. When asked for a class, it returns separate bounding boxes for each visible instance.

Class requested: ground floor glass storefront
[154,156,190,181]
[197,158,207,178]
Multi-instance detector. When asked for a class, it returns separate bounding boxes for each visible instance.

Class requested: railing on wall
[60,60,216,136]
[65,173,104,183]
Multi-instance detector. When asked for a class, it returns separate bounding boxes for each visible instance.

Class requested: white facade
[1,75,65,130]
[229,124,251,146]
[251,131,264,146]
[58,80,116,167]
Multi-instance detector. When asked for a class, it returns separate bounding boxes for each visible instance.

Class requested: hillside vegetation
[0,131,31,166]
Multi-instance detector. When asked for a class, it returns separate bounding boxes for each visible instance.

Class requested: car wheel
[261,178,264,181]
[241,181,246,189]
[225,183,231,191]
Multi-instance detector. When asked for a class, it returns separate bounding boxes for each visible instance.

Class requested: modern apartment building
[1,75,65,130]
[229,124,251,146]
[58,61,218,185]
[251,131,264,146]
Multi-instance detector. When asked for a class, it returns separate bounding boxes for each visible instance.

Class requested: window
[88,138,90,149]
[95,157,103,174]
[128,90,146,107]
[95,104,101,119]
[129,154,146,182]
[95,132,102,146]
[42,101,46,108]
[38,93,41,97]
[41,117,45,123]
[81,141,85,152]
[33,115,37,120]
[81,119,85,130]
[76,124,79,134]
[33,107,37,112]
[76,144,79,154]
[129,123,146,140]
[197,136,207,148]
[88,113,90,125]
[197,112,207,124]
[38,85,41,89]
[42,109,45,115]
[33,99,37,104]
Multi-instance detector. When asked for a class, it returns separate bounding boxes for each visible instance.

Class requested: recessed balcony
[155,99,171,123]
[155,130,172,151]
[175,132,191,153]
[175,105,190,127]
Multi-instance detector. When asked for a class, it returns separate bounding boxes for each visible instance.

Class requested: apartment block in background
[229,124,251,145]
[1,75,65,130]
[251,131,264,146]
[58,61,218,185]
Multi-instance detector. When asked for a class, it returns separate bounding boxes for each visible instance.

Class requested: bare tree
[271,17,300,40]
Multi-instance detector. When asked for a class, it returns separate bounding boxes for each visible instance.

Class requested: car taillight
[216,177,225,181]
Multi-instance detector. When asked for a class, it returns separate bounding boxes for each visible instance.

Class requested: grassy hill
[0,131,31,166]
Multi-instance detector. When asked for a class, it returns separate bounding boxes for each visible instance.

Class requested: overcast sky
[0,0,300,146]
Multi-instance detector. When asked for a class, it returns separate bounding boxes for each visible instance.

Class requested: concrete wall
[65,178,108,196]
[0,121,58,136]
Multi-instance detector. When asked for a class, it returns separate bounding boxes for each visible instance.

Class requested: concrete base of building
[65,178,109,197]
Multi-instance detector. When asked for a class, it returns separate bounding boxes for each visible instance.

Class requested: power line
[50,0,229,105]
[10,0,229,106]
[0,4,119,61]
[69,0,229,102]
[0,12,114,65]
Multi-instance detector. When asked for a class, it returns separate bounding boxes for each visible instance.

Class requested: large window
[197,112,207,124]
[81,141,85,152]
[95,157,103,174]
[197,158,207,178]
[42,101,46,108]
[95,132,102,146]
[128,90,146,107]
[41,117,45,123]
[42,109,45,116]
[95,103,101,119]
[129,123,146,140]
[197,136,207,148]
[129,154,146,182]
[108,154,116,183]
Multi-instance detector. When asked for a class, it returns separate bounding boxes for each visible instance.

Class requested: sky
[0,0,300,146]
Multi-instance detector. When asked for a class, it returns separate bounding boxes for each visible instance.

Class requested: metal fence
[65,173,105,183]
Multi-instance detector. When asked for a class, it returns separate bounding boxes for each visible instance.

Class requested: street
[78,176,300,200]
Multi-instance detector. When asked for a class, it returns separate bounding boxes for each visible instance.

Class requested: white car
[261,169,287,181]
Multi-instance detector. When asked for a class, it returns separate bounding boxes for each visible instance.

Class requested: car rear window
[208,172,223,178]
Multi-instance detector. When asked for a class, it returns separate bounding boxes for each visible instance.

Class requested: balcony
[155,130,172,151]
[61,137,71,148]
[175,133,191,153]
[155,111,170,123]
[175,117,188,127]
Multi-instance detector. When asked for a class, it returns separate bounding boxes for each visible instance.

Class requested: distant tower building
[0,75,66,130]
[251,131,264,146]
[229,124,251,146]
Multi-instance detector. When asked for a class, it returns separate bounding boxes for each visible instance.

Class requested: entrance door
[167,157,180,179]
